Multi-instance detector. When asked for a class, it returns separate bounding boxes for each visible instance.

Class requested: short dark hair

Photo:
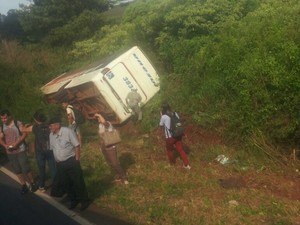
[48,116,61,124]
[33,111,47,123]
[0,109,11,117]
[161,103,171,115]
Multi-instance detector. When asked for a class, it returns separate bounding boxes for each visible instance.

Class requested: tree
[0,10,25,41]
[43,10,105,47]
[19,0,109,43]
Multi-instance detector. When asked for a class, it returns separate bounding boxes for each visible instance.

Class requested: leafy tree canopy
[19,0,109,42]
[0,10,25,41]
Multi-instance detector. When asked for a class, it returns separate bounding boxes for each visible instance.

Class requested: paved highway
[0,169,82,225]
[0,163,133,225]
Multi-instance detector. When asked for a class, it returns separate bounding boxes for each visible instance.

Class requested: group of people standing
[0,108,90,211]
[0,99,190,211]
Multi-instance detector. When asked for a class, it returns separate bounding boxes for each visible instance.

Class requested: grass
[25,121,300,225]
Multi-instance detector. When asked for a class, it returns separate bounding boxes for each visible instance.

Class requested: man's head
[0,109,13,125]
[61,100,69,109]
[161,103,171,115]
[33,111,47,124]
[48,116,61,134]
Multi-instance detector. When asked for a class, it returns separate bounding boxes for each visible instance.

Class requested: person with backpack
[0,109,38,194]
[22,111,56,192]
[61,100,84,147]
[159,103,191,170]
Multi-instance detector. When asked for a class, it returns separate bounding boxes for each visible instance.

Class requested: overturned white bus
[41,46,160,124]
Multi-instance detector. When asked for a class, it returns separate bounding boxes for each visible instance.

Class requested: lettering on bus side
[133,53,159,87]
[105,70,134,90]
[123,77,134,89]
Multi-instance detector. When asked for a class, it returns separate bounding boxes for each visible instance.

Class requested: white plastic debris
[228,200,239,208]
[215,154,236,164]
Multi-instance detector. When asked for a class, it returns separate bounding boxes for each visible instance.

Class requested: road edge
[0,166,95,225]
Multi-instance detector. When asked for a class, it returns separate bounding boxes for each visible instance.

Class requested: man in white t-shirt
[159,103,191,170]
[61,100,82,147]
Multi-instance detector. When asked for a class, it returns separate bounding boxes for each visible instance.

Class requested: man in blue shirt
[49,116,90,211]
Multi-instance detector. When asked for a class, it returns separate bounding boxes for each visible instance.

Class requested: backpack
[1,120,28,149]
[68,106,85,124]
[34,123,50,152]
[168,112,185,138]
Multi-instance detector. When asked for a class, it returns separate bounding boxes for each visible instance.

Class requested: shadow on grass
[83,151,135,200]
[119,152,135,171]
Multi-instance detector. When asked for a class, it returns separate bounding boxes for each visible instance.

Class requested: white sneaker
[112,179,122,183]
[39,187,46,193]
[123,180,129,185]
[183,165,191,170]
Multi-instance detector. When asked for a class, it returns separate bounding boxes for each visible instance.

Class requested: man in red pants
[159,104,191,169]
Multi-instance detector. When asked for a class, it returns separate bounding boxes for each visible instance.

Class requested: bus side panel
[103,47,160,107]
[125,48,160,102]
[103,63,142,105]
[93,76,131,123]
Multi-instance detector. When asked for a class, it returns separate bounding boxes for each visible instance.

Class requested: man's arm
[0,131,7,149]
[95,113,106,124]
[15,123,27,147]
[159,113,165,127]
[69,127,80,160]
[75,145,80,160]
[21,124,33,133]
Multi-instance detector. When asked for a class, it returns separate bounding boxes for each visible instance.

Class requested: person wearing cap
[22,111,56,192]
[126,88,143,122]
[0,109,38,194]
[48,116,90,211]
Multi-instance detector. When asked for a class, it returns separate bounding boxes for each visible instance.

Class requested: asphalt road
[0,170,82,225]
[0,158,134,225]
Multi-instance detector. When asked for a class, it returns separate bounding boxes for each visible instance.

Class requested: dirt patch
[184,124,222,146]
[244,171,300,201]
[218,176,247,189]
[216,172,300,200]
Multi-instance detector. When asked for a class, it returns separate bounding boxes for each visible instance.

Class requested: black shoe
[68,201,79,210]
[21,184,29,194]
[80,200,91,211]
[30,183,38,192]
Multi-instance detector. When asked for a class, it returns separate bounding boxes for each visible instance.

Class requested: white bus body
[41,46,160,124]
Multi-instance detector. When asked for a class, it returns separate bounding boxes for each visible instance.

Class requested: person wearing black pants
[48,116,90,211]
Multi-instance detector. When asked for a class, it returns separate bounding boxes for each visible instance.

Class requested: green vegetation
[1,0,300,224]
[2,0,299,149]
